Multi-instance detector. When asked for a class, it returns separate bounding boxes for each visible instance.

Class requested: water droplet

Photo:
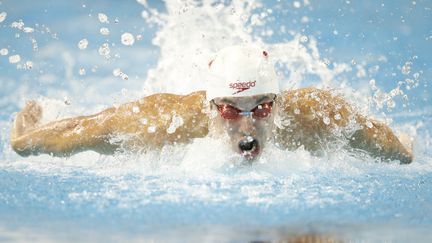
[114,17,119,24]
[113,68,129,80]
[323,116,330,125]
[113,68,121,76]
[366,121,373,128]
[78,68,86,75]
[121,32,135,46]
[132,106,140,113]
[99,27,110,35]
[136,34,143,41]
[98,43,110,57]
[0,12,7,23]
[24,61,33,69]
[139,118,148,125]
[31,38,38,51]
[166,114,184,134]
[9,54,21,64]
[141,10,149,19]
[334,114,341,120]
[323,58,331,66]
[147,125,156,133]
[23,27,34,33]
[11,20,24,29]
[64,96,71,105]
[98,13,109,23]
[300,35,308,43]
[386,99,396,109]
[78,39,88,50]
[401,62,411,75]
[293,1,301,8]
[0,48,8,56]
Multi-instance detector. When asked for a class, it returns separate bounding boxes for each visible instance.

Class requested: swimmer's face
[210,93,277,160]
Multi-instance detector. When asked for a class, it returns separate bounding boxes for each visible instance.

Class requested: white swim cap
[206,45,280,101]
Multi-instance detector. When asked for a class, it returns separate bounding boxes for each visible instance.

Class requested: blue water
[1,0,432,242]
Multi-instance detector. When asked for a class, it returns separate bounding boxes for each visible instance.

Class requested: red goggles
[213,100,274,120]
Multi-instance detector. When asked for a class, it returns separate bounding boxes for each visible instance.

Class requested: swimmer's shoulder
[279,87,350,105]
[279,87,333,98]
[277,87,354,126]
[135,90,206,105]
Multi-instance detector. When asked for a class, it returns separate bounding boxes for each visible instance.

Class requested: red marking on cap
[208,59,214,68]
[263,51,268,57]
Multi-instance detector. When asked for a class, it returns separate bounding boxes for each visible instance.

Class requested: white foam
[139,1,355,104]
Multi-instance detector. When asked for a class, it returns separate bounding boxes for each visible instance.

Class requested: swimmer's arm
[10,105,119,157]
[350,116,413,164]
[278,88,413,164]
[10,91,209,157]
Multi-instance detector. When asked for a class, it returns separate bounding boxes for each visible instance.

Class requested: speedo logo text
[229,81,256,95]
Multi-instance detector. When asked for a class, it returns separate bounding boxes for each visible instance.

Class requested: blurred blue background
[0,0,430,119]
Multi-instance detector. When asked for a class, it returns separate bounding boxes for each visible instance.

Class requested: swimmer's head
[206,45,279,161]
[205,44,280,101]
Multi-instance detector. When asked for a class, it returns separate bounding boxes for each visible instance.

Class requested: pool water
[0,0,431,242]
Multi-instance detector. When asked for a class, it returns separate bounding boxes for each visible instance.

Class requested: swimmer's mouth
[238,138,260,160]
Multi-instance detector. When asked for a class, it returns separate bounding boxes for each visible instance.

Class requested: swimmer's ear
[208,59,214,68]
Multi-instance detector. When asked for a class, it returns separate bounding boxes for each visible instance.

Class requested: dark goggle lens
[217,105,242,120]
[251,102,273,118]
[216,101,273,120]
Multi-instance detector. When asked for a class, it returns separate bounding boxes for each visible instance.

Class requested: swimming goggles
[212,97,275,120]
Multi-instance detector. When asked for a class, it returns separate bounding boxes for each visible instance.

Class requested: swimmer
[10,45,413,164]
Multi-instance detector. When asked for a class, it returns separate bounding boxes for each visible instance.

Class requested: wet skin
[10,88,413,163]
[210,93,277,160]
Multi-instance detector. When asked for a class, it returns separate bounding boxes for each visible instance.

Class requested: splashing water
[0,0,431,241]
[8,54,21,63]
[0,12,7,23]
[77,38,88,50]
[97,13,109,24]
[99,27,110,36]
[0,48,8,56]
[98,43,110,57]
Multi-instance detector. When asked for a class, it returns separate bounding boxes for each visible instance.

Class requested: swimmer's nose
[238,137,258,152]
